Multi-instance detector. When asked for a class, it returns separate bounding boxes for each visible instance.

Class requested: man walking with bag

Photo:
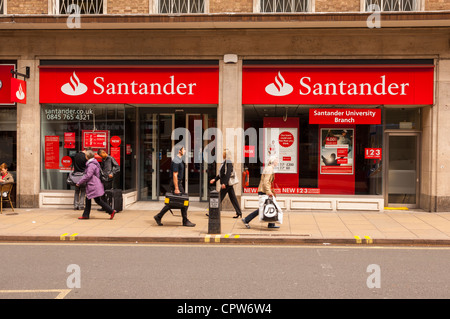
[154,145,195,227]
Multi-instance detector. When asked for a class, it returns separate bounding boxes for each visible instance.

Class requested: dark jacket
[72,151,87,173]
[214,160,233,186]
[100,155,120,182]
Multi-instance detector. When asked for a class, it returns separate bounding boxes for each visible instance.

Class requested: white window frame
[253,0,314,13]
[361,0,423,12]
[150,0,209,14]
[50,0,107,15]
[0,0,7,15]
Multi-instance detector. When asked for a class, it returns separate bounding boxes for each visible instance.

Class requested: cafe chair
[0,183,15,214]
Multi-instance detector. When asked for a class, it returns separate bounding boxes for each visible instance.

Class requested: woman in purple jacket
[76,150,116,220]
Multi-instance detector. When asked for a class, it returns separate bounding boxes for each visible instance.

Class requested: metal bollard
[208,190,221,234]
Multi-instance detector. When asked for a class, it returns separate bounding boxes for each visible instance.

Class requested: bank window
[243,106,383,196]
[40,104,136,192]
[258,0,311,12]
[57,0,105,14]
[385,108,421,130]
[158,0,205,13]
[364,0,420,11]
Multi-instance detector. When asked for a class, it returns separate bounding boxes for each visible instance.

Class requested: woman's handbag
[67,172,85,186]
[228,169,239,186]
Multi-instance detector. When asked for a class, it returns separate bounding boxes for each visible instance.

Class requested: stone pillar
[217,56,243,210]
[435,59,450,211]
[16,58,40,207]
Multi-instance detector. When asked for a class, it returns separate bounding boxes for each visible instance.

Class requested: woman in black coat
[210,149,242,218]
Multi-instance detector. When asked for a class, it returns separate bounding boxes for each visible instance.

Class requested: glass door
[186,113,213,201]
[385,133,420,208]
[139,111,157,200]
[158,114,175,197]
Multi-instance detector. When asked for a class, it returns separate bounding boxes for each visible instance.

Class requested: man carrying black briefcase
[154,145,195,227]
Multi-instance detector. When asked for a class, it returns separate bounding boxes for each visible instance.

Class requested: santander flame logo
[16,83,25,101]
[61,71,88,96]
[265,71,293,96]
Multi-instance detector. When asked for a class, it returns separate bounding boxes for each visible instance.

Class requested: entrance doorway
[138,108,216,201]
[385,132,420,208]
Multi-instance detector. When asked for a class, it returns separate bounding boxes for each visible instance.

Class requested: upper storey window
[259,0,311,13]
[365,0,420,11]
[57,0,105,14]
[158,0,206,13]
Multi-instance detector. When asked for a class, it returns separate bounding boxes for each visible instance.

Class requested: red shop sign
[309,108,381,125]
[242,66,434,105]
[0,64,14,105]
[39,66,219,104]
[365,148,382,159]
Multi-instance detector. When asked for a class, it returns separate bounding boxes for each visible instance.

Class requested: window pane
[59,0,104,14]
[261,0,310,13]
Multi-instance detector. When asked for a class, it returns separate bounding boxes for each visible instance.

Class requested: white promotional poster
[320,128,354,175]
[264,127,298,174]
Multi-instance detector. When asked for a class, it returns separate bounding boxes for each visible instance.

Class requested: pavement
[1,201,450,246]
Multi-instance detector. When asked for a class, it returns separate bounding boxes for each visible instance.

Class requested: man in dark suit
[154,145,195,227]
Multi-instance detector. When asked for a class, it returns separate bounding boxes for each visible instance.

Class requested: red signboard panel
[39,66,219,104]
[0,65,14,105]
[242,66,434,105]
[309,108,381,125]
[10,78,26,104]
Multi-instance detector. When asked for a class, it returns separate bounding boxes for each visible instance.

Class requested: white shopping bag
[258,195,283,224]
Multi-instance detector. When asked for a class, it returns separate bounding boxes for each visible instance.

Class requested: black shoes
[183,220,196,227]
[154,215,163,226]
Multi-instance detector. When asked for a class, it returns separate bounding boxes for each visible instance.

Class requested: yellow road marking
[215,235,220,243]
[70,233,79,241]
[0,289,72,299]
[60,233,68,241]
[354,235,362,244]
[365,235,373,244]
[204,235,211,243]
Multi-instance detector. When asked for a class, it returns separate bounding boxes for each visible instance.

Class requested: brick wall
[108,0,149,14]
[210,0,253,13]
[3,0,450,15]
[426,0,450,11]
[7,0,48,14]
[315,0,360,12]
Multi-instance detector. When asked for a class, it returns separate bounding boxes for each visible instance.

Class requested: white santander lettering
[299,77,311,95]
[93,77,104,95]
[90,76,196,97]
[296,75,409,97]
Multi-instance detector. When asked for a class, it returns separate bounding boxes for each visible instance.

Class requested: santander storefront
[241,61,434,211]
[38,63,219,202]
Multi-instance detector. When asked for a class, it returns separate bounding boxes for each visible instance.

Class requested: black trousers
[82,196,114,218]
[220,185,242,216]
[243,192,275,227]
[156,182,188,223]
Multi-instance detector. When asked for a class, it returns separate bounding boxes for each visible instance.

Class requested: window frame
[51,0,107,15]
[0,0,7,15]
[151,0,209,14]
[253,0,314,13]
[361,0,423,12]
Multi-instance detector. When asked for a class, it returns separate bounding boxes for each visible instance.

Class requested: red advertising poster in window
[318,126,355,194]
[262,117,299,188]
[82,130,109,151]
[64,132,76,149]
[320,128,354,175]
[45,136,60,169]
[110,147,120,166]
